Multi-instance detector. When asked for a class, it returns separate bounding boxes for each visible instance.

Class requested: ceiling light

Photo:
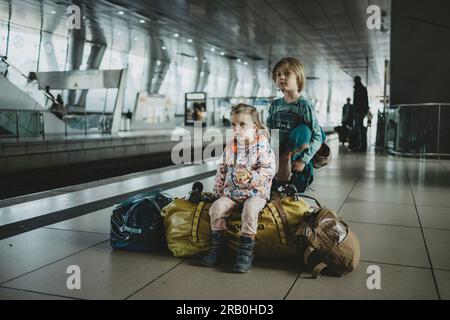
[243,61,248,65]
[161,46,166,50]
[173,33,179,37]
[134,37,139,41]
[118,11,124,15]
[187,38,193,43]
[210,48,215,52]
[203,59,207,64]
[194,57,198,60]
[237,58,241,63]
[139,19,145,23]
[220,52,225,56]
[51,10,56,14]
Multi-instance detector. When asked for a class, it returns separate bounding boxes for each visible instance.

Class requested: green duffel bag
[162,194,213,258]
[226,194,311,260]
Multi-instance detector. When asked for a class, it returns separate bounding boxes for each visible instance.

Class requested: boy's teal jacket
[267,96,323,164]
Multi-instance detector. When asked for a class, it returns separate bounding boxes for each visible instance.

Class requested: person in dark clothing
[339,98,353,145]
[352,76,369,152]
[126,109,132,122]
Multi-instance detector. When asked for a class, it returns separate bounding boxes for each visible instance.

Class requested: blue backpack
[110,191,173,252]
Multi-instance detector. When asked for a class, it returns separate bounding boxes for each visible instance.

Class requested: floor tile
[287,262,437,300]
[0,287,74,300]
[423,229,450,270]
[417,206,450,230]
[413,191,450,207]
[128,258,299,300]
[434,270,450,300]
[3,242,183,300]
[349,222,430,268]
[0,228,107,284]
[339,201,419,227]
[349,187,414,205]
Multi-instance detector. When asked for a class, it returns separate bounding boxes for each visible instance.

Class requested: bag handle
[293,193,322,208]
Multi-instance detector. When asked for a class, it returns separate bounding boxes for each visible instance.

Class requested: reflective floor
[0,138,449,300]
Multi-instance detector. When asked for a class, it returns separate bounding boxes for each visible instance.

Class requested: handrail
[1,56,60,107]
[388,103,450,108]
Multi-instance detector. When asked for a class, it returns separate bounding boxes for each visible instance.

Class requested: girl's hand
[292,159,305,173]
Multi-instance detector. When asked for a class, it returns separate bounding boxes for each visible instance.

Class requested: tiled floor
[1,141,449,300]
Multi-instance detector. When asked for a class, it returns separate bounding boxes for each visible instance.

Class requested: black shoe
[233,235,256,273]
[201,231,226,267]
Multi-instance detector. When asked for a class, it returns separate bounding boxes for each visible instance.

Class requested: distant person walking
[339,98,353,145]
[352,76,369,152]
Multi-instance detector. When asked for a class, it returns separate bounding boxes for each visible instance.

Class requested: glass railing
[379,103,450,157]
[0,109,43,139]
[64,113,113,135]
[0,108,113,141]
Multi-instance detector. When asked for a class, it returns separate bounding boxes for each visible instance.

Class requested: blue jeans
[286,124,326,192]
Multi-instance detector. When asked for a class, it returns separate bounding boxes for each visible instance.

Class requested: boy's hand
[292,159,305,173]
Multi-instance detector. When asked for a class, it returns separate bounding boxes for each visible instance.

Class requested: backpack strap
[312,262,328,279]
[272,195,294,244]
[303,245,315,264]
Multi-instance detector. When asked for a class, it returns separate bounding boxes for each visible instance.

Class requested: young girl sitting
[201,104,276,273]
[267,57,327,193]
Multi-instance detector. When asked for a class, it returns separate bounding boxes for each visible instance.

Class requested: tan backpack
[294,196,360,278]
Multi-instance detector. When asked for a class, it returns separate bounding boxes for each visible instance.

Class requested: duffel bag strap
[272,195,294,244]
[267,201,287,245]
[191,201,205,243]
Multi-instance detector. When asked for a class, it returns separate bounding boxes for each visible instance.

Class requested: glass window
[0,21,7,56]
[38,32,68,72]
[7,24,40,88]
[124,53,146,112]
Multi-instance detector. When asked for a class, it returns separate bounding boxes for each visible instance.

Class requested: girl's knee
[210,197,236,218]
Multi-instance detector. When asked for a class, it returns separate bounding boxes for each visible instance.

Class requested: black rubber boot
[233,235,256,273]
[201,231,226,267]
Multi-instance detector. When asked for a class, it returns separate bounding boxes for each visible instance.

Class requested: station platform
[0,138,449,300]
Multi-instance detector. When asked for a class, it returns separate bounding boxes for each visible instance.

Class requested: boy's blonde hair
[230,103,270,139]
[272,57,305,93]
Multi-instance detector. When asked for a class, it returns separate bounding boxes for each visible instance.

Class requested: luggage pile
[110,183,360,278]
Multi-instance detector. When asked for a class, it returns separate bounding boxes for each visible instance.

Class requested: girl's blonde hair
[272,57,305,93]
[230,103,270,139]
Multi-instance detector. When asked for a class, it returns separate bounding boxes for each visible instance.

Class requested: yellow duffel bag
[226,194,310,260]
[162,193,311,260]
[162,195,212,258]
